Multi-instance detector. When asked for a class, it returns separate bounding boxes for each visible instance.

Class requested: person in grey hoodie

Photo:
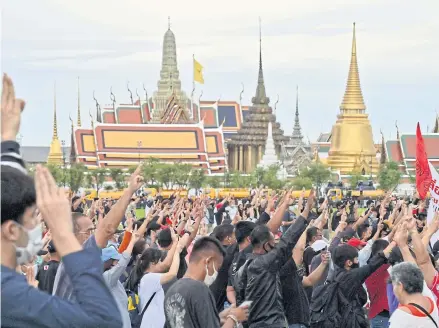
[102,227,141,328]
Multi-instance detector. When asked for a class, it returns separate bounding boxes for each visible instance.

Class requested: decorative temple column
[239,146,244,172]
[258,145,263,163]
[247,146,253,173]
[233,146,238,171]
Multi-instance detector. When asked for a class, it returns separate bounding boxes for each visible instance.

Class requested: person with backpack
[102,226,142,328]
[125,238,183,328]
[310,241,396,328]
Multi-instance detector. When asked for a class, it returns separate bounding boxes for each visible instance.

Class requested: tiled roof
[400,134,439,159]
[317,133,331,142]
[385,140,404,163]
[21,146,71,164]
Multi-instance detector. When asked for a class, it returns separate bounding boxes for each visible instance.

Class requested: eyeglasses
[78,227,96,236]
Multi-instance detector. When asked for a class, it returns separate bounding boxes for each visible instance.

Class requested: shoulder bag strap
[139,292,157,317]
[408,303,438,328]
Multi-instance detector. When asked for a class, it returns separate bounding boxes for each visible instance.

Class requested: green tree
[156,164,175,189]
[67,164,87,193]
[104,185,114,191]
[260,165,285,190]
[299,162,331,196]
[188,169,207,192]
[378,161,402,191]
[291,176,313,190]
[108,168,126,190]
[87,168,108,192]
[223,172,232,188]
[207,176,221,188]
[251,167,266,186]
[349,172,364,189]
[142,157,161,186]
[230,171,249,188]
[173,163,192,187]
[46,164,63,186]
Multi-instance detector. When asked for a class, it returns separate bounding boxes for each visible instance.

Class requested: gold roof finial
[69,114,74,129]
[53,82,58,140]
[340,22,366,113]
[77,77,82,127]
[395,121,400,139]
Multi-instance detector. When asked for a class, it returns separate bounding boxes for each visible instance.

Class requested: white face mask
[204,260,218,286]
[15,224,44,265]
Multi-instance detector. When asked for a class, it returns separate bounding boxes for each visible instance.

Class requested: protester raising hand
[423,211,439,246]
[128,164,144,192]
[34,165,82,257]
[1,74,25,141]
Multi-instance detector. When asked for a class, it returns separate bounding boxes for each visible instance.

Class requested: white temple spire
[258,121,279,167]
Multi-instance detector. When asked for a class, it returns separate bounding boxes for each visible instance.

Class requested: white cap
[311,240,328,252]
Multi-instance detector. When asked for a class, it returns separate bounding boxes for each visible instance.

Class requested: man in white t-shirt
[389,262,439,328]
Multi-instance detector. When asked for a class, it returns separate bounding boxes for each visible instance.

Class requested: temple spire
[433,113,439,133]
[258,121,279,167]
[340,22,366,113]
[380,130,387,164]
[53,82,58,139]
[292,85,303,141]
[252,17,269,106]
[47,82,63,165]
[168,16,171,30]
[77,77,81,126]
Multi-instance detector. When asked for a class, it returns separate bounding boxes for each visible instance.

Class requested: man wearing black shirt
[210,224,237,311]
[36,241,60,294]
[226,221,256,305]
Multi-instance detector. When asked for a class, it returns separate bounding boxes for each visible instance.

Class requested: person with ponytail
[126,228,183,328]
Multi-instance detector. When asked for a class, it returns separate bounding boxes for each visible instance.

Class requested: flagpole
[191,54,195,121]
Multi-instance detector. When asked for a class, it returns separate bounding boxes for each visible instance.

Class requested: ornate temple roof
[340,23,366,113]
[228,20,288,146]
[152,18,189,122]
[385,133,439,173]
[288,86,304,147]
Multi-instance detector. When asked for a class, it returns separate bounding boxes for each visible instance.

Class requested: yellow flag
[193,58,204,84]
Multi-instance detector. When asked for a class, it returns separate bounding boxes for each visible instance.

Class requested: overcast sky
[2,0,438,146]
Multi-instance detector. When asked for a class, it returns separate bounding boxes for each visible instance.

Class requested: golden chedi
[326,23,379,175]
[47,83,64,165]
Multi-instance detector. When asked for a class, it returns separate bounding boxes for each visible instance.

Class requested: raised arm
[262,190,315,272]
[94,165,144,248]
[303,251,330,287]
[266,191,290,234]
[106,227,141,286]
[6,165,123,328]
[1,74,27,173]
[408,215,438,287]
[160,244,183,285]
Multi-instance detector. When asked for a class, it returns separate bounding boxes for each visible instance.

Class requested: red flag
[416,122,432,199]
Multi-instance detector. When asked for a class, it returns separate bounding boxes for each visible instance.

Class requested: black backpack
[126,287,156,328]
[125,272,156,328]
[309,273,362,328]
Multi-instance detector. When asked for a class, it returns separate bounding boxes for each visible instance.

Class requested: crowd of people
[2,73,439,328]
